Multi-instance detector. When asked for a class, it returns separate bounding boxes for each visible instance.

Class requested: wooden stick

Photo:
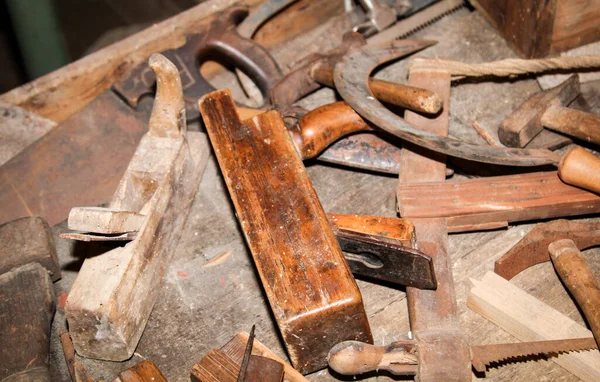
[549,239,600,348]
[397,69,471,380]
[468,271,600,381]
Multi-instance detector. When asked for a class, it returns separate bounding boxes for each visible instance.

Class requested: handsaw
[327,337,599,375]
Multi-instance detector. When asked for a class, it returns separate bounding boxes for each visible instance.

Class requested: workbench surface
[34,9,600,382]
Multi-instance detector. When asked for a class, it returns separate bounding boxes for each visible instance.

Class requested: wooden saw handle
[310,64,442,114]
[548,239,600,348]
[558,147,600,194]
[327,341,418,376]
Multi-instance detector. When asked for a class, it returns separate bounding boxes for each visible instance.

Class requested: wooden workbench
[2,4,599,382]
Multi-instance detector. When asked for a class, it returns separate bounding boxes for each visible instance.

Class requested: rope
[409,55,600,79]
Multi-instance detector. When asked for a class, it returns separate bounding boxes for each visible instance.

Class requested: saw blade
[470,337,598,373]
[367,0,465,44]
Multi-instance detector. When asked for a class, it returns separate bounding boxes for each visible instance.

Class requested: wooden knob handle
[310,63,442,114]
[548,239,600,348]
[291,101,372,159]
[558,147,600,194]
[327,340,418,376]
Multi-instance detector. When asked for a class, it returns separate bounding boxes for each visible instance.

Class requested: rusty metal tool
[237,325,255,382]
[548,239,600,348]
[270,36,437,174]
[327,337,599,375]
[334,41,600,194]
[495,219,600,280]
[499,75,600,148]
[236,326,285,382]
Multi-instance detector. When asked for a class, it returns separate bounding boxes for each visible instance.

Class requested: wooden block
[0,263,55,382]
[471,0,600,58]
[397,70,471,381]
[397,171,600,232]
[0,216,60,281]
[468,271,600,381]
[191,332,307,382]
[113,360,167,382]
[199,89,372,374]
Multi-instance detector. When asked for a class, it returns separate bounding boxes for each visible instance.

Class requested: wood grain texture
[558,147,600,195]
[66,56,209,360]
[398,171,600,231]
[199,89,371,374]
[549,239,600,348]
[0,216,60,281]
[191,332,308,382]
[0,262,55,382]
[112,360,167,382]
[468,271,600,381]
[398,70,471,381]
[0,0,260,123]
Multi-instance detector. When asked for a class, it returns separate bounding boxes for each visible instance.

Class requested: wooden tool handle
[310,64,442,114]
[542,106,600,146]
[327,341,418,376]
[291,101,372,159]
[548,239,600,348]
[558,147,600,194]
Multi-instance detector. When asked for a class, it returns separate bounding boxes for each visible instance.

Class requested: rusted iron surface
[333,228,437,289]
[495,219,600,280]
[334,41,562,167]
[113,6,283,121]
[470,337,598,373]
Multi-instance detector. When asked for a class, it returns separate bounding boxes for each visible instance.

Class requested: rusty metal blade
[317,133,402,174]
[471,337,598,373]
[334,40,562,167]
[495,220,600,280]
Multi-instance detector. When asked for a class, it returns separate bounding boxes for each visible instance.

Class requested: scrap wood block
[397,171,600,232]
[468,271,600,381]
[471,0,600,58]
[199,89,372,374]
[113,360,167,382]
[65,55,210,361]
[191,332,307,382]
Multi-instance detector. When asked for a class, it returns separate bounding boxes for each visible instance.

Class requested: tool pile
[1,0,600,381]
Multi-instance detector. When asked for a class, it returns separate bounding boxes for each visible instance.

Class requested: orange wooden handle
[558,147,600,194]
[548,239,600,347]
[310,64,442,114]
[291,101,372,159]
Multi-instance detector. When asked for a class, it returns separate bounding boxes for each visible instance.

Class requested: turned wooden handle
[310,64,442,114]
[291,101,372,159]
[327,341,418,376]
[558,147,600,194]
[542,106,600,146]
[548,239,600,348]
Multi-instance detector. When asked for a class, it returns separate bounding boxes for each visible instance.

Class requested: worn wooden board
[28,8,600,382]
[199,90,371,373]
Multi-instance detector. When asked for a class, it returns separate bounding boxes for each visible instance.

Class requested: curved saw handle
[558,147,600,194]
[327,340,418,376]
